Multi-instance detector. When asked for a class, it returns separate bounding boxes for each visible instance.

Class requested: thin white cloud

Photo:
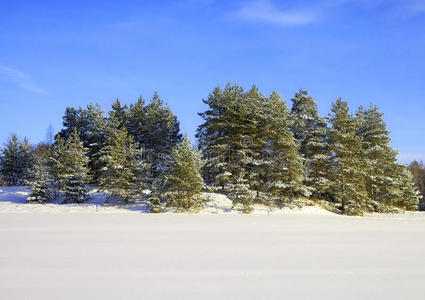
[408,0,425,12]
[234,0,319,26]
[0,65,49,95]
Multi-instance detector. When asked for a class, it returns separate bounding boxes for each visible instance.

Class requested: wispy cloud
[0,65,49,95]
[408,0,425,12]
[233,0,319,26]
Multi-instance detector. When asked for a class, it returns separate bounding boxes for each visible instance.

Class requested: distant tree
[45,124,55,145]
[409,160,425,208]
[0,134,33,185]
[163,136,205,210]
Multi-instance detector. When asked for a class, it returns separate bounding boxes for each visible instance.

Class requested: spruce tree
[27,155,54,203]
[100,127,147,204]
[0,135,33,185]
[327,98,367,215]
[59,130,90,203]
[50,136,67,195]
[388,163,419,211]
[58,104,108,183]
[163,136,205,210]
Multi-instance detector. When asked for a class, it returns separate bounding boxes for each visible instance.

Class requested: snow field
[1,186,425,299]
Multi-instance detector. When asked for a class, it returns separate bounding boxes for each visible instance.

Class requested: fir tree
[100,127,147,204]
[163,136,205,210]
[327,99,367,215]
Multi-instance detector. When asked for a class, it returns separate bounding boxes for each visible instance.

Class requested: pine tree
[0,135,33,185]
[290,89,330,198]
[163,136,205,210]
[356,104,399,211]
[100,127,147,204]
[59,130,90,203]
[196,85,233,188]
[264,91,305,203]
[327,99,367,215]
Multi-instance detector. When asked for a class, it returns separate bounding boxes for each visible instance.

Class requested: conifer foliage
[162,136,205,210]
[327,99,367,215]
[53,130,90,203]
[100,127,147,204]
[0,84,419,215]
[290,90,330,198]
[0,135,33,186]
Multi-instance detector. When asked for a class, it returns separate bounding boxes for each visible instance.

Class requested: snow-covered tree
[386,163,419,211]
[54,130,90,203]
[58,104,108,183]
[100,127,148,204]
[290,89,330,198]
[27,155,54,203]
[162,136,205,210]
[356,104,399,210]
[264,91,305,202]
[0,134,33,185]
[327,98,367,215]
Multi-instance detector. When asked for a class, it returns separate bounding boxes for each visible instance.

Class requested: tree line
[0,84,421,214]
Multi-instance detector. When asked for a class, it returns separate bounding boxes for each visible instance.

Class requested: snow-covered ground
[1,187,425,299]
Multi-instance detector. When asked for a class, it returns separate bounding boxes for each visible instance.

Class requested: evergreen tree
[264,91,305,202]
[387,163,419,211]
[356,104,399,210]
[163,136,205,210]
[50,136,67,195]
[196,85,234,188]
[58,104,108,183]
[108,99,129,129]
[59,130,90,203]
[100,127,147,204]
[290,89,330,198]
[327,98,367,215]
[27,155,54,203]
[138,93,182,180]
[0,134,33,185]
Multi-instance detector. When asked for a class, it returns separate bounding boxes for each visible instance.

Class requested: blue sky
[1,0,424,162]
